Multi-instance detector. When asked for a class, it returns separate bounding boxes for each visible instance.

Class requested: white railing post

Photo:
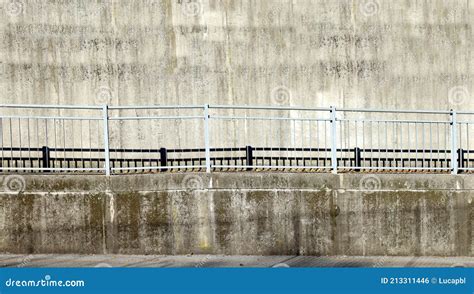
[330,106,338,174]
[102,105,111,176]
[450,109,458,175]
[204,104,211,173]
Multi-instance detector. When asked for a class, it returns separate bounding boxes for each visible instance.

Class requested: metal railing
[0,104,472,175]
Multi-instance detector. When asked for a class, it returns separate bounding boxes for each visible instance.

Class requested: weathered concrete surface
[0,0,472,153]
[0,173,472,256]
[1,254,473,268]
[0,0,471,109]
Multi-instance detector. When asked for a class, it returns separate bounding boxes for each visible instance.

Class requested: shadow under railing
[0,146,470,174]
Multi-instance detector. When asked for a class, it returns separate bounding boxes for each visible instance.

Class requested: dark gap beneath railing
[0,146,466,173]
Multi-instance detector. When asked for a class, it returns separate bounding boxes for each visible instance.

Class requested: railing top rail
[0,104,465,114]
[209,105,332,111]
[337,108,451,114]
[0,104,102,110]
[108,105,204,110]
[211,115,330,121]
[0,115,102,120]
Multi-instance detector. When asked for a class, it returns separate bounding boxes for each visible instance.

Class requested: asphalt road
[0,255,472,268]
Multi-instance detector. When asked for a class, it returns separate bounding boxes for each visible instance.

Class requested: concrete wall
[1,0,472,153]
[0,0,472,109]
[0,172,472,256]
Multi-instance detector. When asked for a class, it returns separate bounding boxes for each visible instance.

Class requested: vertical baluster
[400,122,403,168]
[330,107,337,174]
[407,122,411,168]
[451,110,458,174]
[467,122,470,170]
[0,118,3,170]
[102,105,110,176]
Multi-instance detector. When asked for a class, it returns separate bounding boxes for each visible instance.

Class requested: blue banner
[0,268,472,293]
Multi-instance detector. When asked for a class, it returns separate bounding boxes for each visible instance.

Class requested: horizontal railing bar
[168,147,246,153]
[108,105,204,110]
[0,147,245,153]
[253,157,332,161]
[166,158,242,162]
[209,105,331,111]
[358,158,449,162]
[337,166,450,171]
[337,118,450,124]
[109,116,203,120]
[252,147,332,151]
[1,157,160,162]
[359,149,451,153]
[0,115,102,120]
[0,156,456,162]
[338,108,451,114]
[0,147,106,152]
[0,104,102,110]
[0,167,104,171]
[212,165,332,169]
[111,165,205,171]
[211,116,330,121]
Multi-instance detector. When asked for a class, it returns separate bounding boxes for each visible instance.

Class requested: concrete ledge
[7,172,469,192]
[0,173,472,256]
